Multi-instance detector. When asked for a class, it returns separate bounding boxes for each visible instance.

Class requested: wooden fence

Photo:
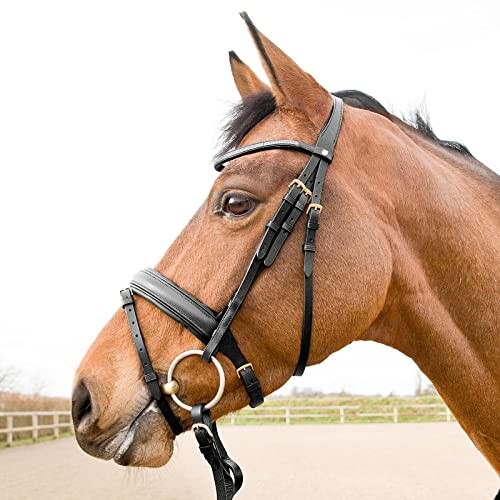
[0,404,455,446]
[0,411,72,446]
[223,404,454,425]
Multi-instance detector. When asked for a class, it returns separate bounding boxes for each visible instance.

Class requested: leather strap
[263,190,311,267]
[203,96,344,371]
[120,289,183,435]
[214,139,333,172]
[202,258,263,361]
[295,96,344,375]
[130,269,264,408]
[192,404,243,500]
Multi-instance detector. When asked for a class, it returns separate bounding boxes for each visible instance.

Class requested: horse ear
[229,51,270,98]
[240,12,332,129]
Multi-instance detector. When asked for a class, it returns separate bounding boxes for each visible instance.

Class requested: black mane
[218,89,473,158]
[335,90,472,157]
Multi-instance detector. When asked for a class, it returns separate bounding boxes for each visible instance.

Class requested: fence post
[6,415,13,447]
[32,414,39,442]
[446,407,451,422]
[339,407,345,424]
[285,407,290,425]
[54,414,60,438]
[393,407,399,424]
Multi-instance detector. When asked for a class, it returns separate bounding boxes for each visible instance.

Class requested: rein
[120,95,344,498]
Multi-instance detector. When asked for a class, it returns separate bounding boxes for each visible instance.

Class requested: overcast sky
[0,1,498,397]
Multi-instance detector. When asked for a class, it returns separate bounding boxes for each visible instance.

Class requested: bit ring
[167,349,225,411]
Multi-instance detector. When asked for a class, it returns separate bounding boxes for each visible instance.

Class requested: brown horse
[73,14,500,477]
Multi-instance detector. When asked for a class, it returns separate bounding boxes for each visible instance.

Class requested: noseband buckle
[288,179,312,198]
[236,363,253,378]
[306,203,323,214]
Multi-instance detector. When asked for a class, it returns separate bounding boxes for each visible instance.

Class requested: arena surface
[1,423,498,499]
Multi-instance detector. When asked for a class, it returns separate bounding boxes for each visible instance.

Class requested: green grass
[0,432,73,450]
[0,396,453,450]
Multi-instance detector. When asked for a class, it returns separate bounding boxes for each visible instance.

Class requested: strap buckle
[288,179,312,198]
[120,288,134,307]
[192,423,214,438]
[306,203,323,214]
[236,363,254,378]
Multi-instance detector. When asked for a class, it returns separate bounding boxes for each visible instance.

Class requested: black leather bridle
[119,95,344,499]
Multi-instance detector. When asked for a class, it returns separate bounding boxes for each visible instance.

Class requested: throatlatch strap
[192,404,243,500]
[120,289,183,435]
[295,96,344,376]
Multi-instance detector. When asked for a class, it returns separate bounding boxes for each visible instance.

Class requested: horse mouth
[113,400,160,465]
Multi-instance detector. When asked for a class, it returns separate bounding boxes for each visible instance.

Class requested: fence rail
[224,404,454,425]
[0,404,455,445]
[0,411,72,446]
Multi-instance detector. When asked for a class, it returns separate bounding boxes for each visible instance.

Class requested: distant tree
[422,382,438,396]
[415,369,438,396]
[30,378,48,396]
[290,386,325,398]
[0,365,18,392]
[415,370,424,396]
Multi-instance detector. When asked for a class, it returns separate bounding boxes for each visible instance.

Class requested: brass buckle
[306,203,323,214]
[288,179,312,198]
[236,363,254,378]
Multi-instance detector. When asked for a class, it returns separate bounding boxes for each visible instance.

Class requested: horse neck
[352,117,500,470]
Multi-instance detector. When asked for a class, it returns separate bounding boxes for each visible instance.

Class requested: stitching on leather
[142,269,216,322]
[131,282,212,340]
[144,269,215,317]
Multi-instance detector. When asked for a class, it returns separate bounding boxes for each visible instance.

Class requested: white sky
[0,1,498,397]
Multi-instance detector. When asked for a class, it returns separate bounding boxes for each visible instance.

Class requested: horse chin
[113,401,174,467]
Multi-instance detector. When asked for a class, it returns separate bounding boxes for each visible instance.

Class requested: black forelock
[218,90,276,157]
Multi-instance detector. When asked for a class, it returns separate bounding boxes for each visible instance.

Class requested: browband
[214,139,333,171]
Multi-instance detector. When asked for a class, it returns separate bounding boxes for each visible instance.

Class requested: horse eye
[222,194,255,217]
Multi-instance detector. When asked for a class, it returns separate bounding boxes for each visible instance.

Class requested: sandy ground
[1,423,498,499]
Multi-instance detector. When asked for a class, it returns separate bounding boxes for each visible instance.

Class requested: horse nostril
[72,380,94,430]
